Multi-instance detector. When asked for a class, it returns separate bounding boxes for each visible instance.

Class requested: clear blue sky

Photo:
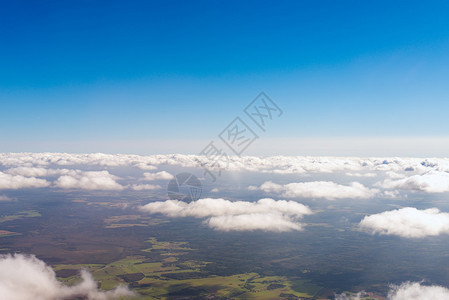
[1,1,449,155]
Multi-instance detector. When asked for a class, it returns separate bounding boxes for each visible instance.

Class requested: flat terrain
[1,185,446,299]
[55,237,322,299]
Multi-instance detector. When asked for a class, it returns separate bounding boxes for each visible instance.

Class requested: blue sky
[1,1,449,155]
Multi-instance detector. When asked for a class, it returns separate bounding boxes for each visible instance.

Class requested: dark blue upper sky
[1,1,449,154]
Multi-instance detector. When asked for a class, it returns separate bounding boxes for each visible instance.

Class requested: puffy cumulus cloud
[225,156,366,174]
[206,213,305,232]
[140,198,312,232]
[380,171,449,193]
[5,167,79,178]
[5,153,449,196]
[224,156,440,175]
[256,181,284,193]
[0,172,50,190]
[54,171,124,191]
[388,282,449,300]
[385,171,406,179]
[0,152,160,169]
[345,172,377,178]
[6,167,53,177]
[254,181,378,200]
[0,153,52,167]
[142,171,174,181]
[0,152,444,175]
[0,253,136,300]
[3,153,449,179]
[133,163,157,170]
[335,282,449,300]
[360,207,449,238]
[131,184,161,191]
[141,198,311,218]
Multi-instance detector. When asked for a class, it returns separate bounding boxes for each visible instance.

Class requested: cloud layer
[2,153,449,199]
[1,152,449,175]
[140,198,312,232]
[0,253,135,300]
[380,171,449,193]
[142,171,174,181]
[0,171,50,189]
[252,181,378,200]
[360,207,449,238]
[54,171,124,190]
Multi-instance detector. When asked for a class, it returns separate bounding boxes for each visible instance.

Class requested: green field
[55,237,321,299]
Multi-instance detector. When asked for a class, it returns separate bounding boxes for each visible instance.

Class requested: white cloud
[380,171,449,193]
[257,181,284,193]
[0,194,13,202]
[54,171,124,190]
[0,172,50,190]
[5,167,79,178]
[0,253,135,300]
[385,171,406,179]
[382,190,401,199]
[4,153,449,197]
[140,198,312,232]
[345,172,377,178]
[6,167,53,177]
[388,282,449,300]
[334,292,364,300]
[131,184,161,191]
[255,181,378,200]
[335,282,449,300]
[1,153,449,178]
[360,207,449,238]
[133,163,157,170]
[206,213,305,232]
[142,171,174,181]
[141,198,311,218]
[210,188,219,193]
